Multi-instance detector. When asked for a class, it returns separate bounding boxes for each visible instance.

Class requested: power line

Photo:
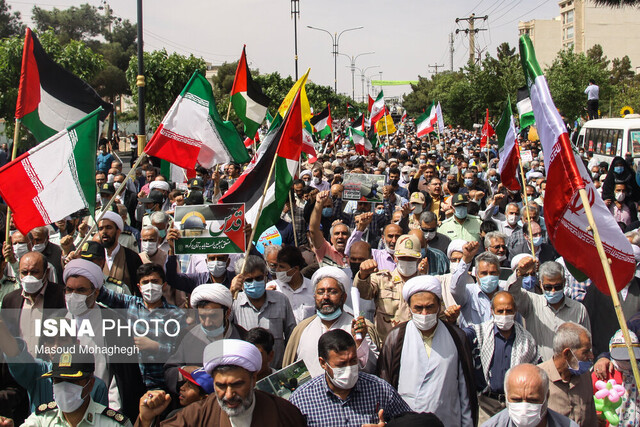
[492,0,551,29]
[484,0,509,17]
[491,0,525,23]
[466,0,488,16]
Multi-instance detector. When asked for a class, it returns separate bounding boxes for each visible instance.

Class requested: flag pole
[578,188,640,388]
[384,111,391,158]
[225,101,232,122]
[288,192,298,247]
[518,157,537,259]
[4,119,21,255]
[73,153,148,252]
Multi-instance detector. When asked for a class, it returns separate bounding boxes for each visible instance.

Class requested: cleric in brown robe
[135,339,304,427]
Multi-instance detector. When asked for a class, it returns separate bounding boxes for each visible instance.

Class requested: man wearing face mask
[464,291,539,423]
[354,234,424,341]
[506,259,590,361]
[28,226,64,284]
[149,211,173,253]
[378,276,477,426]
[439,194,482,242]
[485,231,510,267]
[482,363,579,427]
[230,255,296,369]
[538,322,597,426]
[420,211,452,254]
[514,221,557,264]
[268,246,314,324]
[2,231,57,284]
[451,242,502,327]
[20,351,132,427]
[408,192,426,230]
[283,266,380,377]
[137,190,165,227]
[164,283,246,400]
[97,263,186,389]
[1,252,65,356]
[310,166,330,191]
[497,203,522,238]
[290,329,410,426]
[139,226,168,268]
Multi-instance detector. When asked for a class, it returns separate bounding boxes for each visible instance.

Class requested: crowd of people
[0,118,639,427]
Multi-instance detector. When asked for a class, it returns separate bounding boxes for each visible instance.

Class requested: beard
[217,391,254,417]
[318,302,339,315]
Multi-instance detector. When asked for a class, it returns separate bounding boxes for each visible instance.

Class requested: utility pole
[291,0,300,80]
[449,32,455,71]
[455,13,487,65]
[428,63,445,75]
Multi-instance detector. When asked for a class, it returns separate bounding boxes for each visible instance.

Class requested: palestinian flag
[517,86,535,129]
[367,95,375,113]
[16,28,112,142]
[416,102,437,137]
[370,91,386,125]
[266,110,274,128]
[145,71,250,170]
[351,114,365,132]
[160,159,194,184]
[230,46,271,138]
[480,108,495,148]
[495,98,521,191]
[347,103,359,117]
[519,34,634,294]
[219,87,303,241]
[0,108,101,234]
[351,127,372,155]
[310,105,332,139]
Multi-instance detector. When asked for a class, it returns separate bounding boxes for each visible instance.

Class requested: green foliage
[32,4,106,44]
[0,0,24,39]
[125,49,206,129]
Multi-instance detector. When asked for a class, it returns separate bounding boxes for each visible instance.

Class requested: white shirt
[584,84,599,100]
[105,244,121,270]
[269,277,315,323]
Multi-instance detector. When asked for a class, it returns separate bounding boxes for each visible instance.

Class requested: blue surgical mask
[201,323,224,339]
[244,280,266,299]
[158,229,167,239]
[317,307,342,321]
[568,350,593,376]
[464,178,473,187]
[544,289,564,304]
[454,206,468,219]
[322,207,333,217]
[421,248,427,258]
[532,236,543,247]
[145,208,153,215]
[522,275,538,291]
[614,166,625,174]
[375,209,384,215]
[490,176,498,183]
[479,275,499,294]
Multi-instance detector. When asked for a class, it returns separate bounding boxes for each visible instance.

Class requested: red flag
[480,108,495,148]
[368,95,375,113]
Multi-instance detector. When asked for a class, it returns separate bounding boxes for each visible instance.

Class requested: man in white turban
[378,275,478,426]
[137,339,305,427]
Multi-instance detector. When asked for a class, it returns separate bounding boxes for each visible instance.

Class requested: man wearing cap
[439,193,482,242]
[354,234,427,341]
[164,283,246,397]
[378,276,477,426]
[137,339,305,426]
[283,266,380,377]
[137,190,166,227]
[407,192,427,230]
[99,211,143,295]
[22,351,131,426]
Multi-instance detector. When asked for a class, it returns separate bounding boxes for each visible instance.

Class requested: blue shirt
[290,372,410,426]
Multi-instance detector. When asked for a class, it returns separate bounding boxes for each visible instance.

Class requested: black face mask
[389,179,399,187]
[349,262,361,277]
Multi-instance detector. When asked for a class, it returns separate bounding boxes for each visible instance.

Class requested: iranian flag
[435,102,445,133]
[219,88,303,240]
[370,91,386,125]
[400,111,407,122]
[0,108,101,234]
[230,46,271,138]
[351,127,372,155]
[16,28,112,142]
[160,159,194,184]
[310,105,332,139]
[145,71,250,170]
[520,34,634,294]
[495,98,521,191]
[303,121,317,163]
[480,108,495,148]
[416,102,437,137]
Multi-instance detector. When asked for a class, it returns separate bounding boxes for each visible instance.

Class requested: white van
[576,115,640,164]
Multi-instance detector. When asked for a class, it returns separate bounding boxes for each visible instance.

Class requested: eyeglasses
[490,245,507,250]
[542,284,564,292]
[421,228,437,233]
[244,276,265,283]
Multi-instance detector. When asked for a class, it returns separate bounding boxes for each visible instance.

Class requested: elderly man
[354,234,427,340]
[283,266,379,377]
[349,223,403,272]
[138,340,305,426]
[439,193,482,242]
[290,329,410,426]
[482,363,579,427]
[507,259,591,361]
[464,291,539,423]
[419,211,451,255]
[407,229,449,275]
[230,255,296,369]
[99,211,143,295]
[1,251,65,355]
[538,322,597,426]
[378,276,477,426]
[28,226,64,283]
[484,231,509,267]
[310,190,351,268]
[139,226,168,267]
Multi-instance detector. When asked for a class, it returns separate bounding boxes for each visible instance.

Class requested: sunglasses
[542,284,564,292]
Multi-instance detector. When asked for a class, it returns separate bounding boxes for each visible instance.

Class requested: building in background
[518,17,562,68]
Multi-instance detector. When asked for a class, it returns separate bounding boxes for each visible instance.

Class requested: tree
[32,4,107,44]
[0,0,24,39]
[125,49,207,128]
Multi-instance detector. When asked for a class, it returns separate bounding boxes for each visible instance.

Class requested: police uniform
[438,214,482,242]
[117,230,138,253]
[104,275,130,295]
[0,275,19,307]
[23,399,131,427]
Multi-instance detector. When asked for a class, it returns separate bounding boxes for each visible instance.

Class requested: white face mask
[65,293,92,316]
[53,381,89,413]
[32,243,46,253]
[140,282,163,303]
[494,314,515,330]
[385,242,395,256]
[424,231,436,241]
[396,260,418,276]
[497,254,507,262]
[412,312,438,331]
[326,363,359,390]
[107,174,115,183]
[141,241,158,255]
[615,192,626,202]
[412,205,423,214]
[113,182,122,191]
[207,260,227,277]
[450,261,460,272]
[21,274,44,294]
[507,214,519,226]
[13,243,29,260]
[313,177,321,185]
[506,400,545,427]
[276,269,294,283]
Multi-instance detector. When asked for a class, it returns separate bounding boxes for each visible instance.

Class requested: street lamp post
[366,71,381,98]
[339,52,374,100]
[355,65,380,102]
[307,25,363,93]
[136,0,145,155]
[291,0,300,80]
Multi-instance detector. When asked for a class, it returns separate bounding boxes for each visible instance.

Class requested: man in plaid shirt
[97,263,187,389]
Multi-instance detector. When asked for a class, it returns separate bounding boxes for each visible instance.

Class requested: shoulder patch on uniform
[36,401,57,414]
[4,276,17,283]
[102,408,129,425]
[106,276,123,286]
[120,230,132,236]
